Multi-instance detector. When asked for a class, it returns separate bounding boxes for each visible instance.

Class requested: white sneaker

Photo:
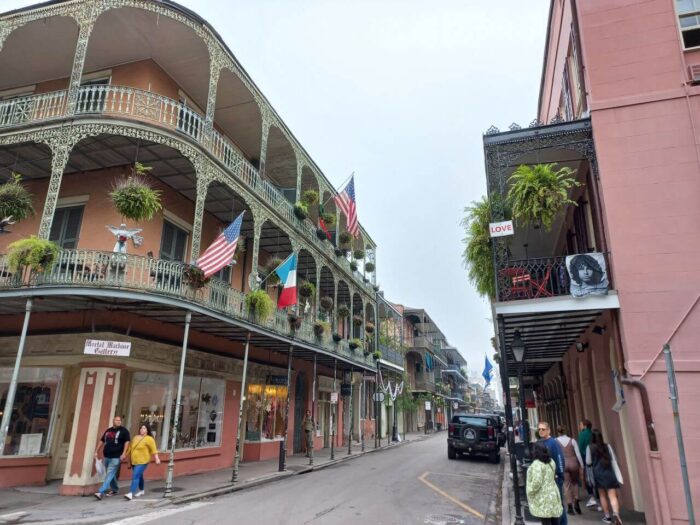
[135,490,145,497]
[586,497,597,507]
[124,492,133,501]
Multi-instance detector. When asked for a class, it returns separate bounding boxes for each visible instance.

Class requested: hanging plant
[364,262,375,273]
[7,236,59,273]
[353,249,365,260]
[244,289,274,322]
[337,304,350,318]
[353,314,363,326]
[332,333,342,343]
[348,338,362,351]
[301,189,319,207]
[264,257,282,286]
[334,248,343,257]
[373,284,380,292]
[321,212,336,227]
[338,231,352,246]
[365,322,375,334]
[373,350,382,361]
[461,195,501,300]
[293,202,309,220]
[298,281,315,299]
[507,162,580,231]
[288,313,302,331]
[316,228,329,241]
[0,173,34,222]
[110,164,162,221]
[182,265,210,289]
[349,261,358,272]
[320,296,334,312]
[313,321,330,338]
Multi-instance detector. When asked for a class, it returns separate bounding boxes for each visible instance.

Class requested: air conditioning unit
[688,65,700,84]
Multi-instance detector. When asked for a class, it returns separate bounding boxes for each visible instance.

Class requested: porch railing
[0,86,374,295]
[496,253,612,302]
[0,249,372,368]
[378,344,404,367]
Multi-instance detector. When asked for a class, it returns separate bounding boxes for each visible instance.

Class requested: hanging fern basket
[0,173,34,221]
[110,167,162,222]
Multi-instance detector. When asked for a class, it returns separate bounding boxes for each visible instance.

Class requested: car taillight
[448,424,455,434]
[487,425,494,438]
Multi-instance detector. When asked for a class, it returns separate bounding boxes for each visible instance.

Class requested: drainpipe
[618,376,657,452]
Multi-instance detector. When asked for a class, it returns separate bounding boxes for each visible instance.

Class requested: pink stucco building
[484,1,700,523]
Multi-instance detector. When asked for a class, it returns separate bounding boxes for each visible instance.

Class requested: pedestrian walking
[94,416,130,500]
[556,425,584,514]
[124,423,160,501]
[303,410,314,457]
[527,441,564,525]
[537,421,567,525]
[586,430,624,525]
[577,418,599,509]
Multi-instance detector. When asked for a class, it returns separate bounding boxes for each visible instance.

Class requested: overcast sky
[2,0,549,375]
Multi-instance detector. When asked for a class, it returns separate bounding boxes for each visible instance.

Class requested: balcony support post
[295,154,303,203]
[190,172,212,262]
[248,206,264,289]
[38,140,72,240]
[279,345,293,472]
[332,278,338,335]
[258,112,271,178]
[330,359,336,460]
[349,291,354,339]
[204,53,222,141]
[231,332,251,483]
[315,265,321,321]
[66,13,97,116]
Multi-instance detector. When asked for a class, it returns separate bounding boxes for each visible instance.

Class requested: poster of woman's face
[565,253,609,298]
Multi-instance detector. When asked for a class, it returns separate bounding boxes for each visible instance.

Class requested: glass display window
[0,367,62,456]
[245,384,288,441]
[128,372,225,450]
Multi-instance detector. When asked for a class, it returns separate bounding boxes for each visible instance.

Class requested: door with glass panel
[48,368,79,479]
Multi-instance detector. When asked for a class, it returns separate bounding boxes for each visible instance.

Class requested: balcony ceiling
[0,16,79,91]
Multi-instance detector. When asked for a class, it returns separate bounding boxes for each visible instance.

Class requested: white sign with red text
[489,220,514,238]
[84,339,131,357]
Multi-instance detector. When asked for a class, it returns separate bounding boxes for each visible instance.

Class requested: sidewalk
[0,432,432,525]
[500,452,646,525]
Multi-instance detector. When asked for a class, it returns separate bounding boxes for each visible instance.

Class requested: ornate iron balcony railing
[377,343,404,367]
[0,86,374,295]
[496,253,612,302]
[0,249,373,367]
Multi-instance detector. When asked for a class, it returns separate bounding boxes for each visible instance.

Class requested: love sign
[489,220,514,238]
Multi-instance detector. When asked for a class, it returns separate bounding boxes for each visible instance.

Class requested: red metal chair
[498,267,531,299]
[530,265,553,298]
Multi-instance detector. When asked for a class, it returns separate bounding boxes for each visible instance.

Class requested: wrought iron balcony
[0,86,374,295]
[378,343,404,368]
[496,253,612,303]
[414,375,435,392]
[0,249,373,367]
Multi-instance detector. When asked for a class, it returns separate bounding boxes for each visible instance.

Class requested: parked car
[447,413,501,463]
[484,413,507,447]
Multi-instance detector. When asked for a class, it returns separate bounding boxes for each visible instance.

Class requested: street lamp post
[512,330,530,454]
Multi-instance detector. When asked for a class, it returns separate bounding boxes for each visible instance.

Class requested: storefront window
[0,367,62,456]
[245,384,288,441]
[128,372,224,451]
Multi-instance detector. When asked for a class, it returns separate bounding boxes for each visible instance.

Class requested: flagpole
[321,172,355,206]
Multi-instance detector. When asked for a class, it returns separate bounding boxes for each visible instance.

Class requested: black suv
[447,413,501,463]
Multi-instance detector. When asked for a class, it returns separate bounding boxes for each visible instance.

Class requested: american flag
[197,211,244,278]
[334,175,358,237]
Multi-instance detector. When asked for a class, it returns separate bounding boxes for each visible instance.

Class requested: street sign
[489,220,514,238]
[330,392,338,404]
[84,339,131,357]
[453,402,459,409]
[425,401,431,410]
[373,392,385,402]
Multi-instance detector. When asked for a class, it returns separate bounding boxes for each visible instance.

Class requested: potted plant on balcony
[352,314,363,327]
[373,284,380,292]
[321,211,336,228]
[348,338,362,351]
[332,333,342,343]
[316,228,329,241]
[349,261,358,272]
[264,257,282,286]
[364,262,375,273]
[110,163,163,221]
[334,248,344,257]
[507,162,579,231]
[461,195,498,300]
[0,173,34,223]
[182,265,209,290]
[301,189,319,207]
[8,236,59,273]
[337,304,350,319]
[338,231,352,247]
[293,202,309,220]
[372,350,382,361]
[320,296,333,313]
[288,313,302,331]
[365,322,375,334]
[313,321,330,339]
[298,281,315,300]
[244,289,274,322]
[353,249,365,260]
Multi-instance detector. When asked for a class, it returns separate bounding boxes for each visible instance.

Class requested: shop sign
[489,220,514,238]
[340,383,352,396]
[267,375,288,385]
[424,401,431,410]
[330,392,339,404]
[373,392,385,402]
[84,339,131,357]
[453,402,459,409]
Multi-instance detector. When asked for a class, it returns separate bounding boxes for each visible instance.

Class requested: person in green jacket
[577,418,597,508]
[527,441,564,524]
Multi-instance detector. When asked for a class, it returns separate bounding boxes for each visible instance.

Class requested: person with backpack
[586,429,624,525]
[527,441,564,525]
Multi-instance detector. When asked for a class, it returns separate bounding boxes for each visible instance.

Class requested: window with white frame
[677,0,700,49]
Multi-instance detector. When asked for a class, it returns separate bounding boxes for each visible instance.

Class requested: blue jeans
[129,463,148,494]
[98,457,121,494]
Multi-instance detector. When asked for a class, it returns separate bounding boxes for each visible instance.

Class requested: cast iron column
[279,345,293,472]
[232,332,251,482]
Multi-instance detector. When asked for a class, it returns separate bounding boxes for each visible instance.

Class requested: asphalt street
[110,434,502,525]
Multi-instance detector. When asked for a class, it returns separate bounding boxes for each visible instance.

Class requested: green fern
[461,196,497,299]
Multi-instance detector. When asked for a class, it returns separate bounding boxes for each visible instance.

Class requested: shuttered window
[160,220,188,262]
[49,206,84,249]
